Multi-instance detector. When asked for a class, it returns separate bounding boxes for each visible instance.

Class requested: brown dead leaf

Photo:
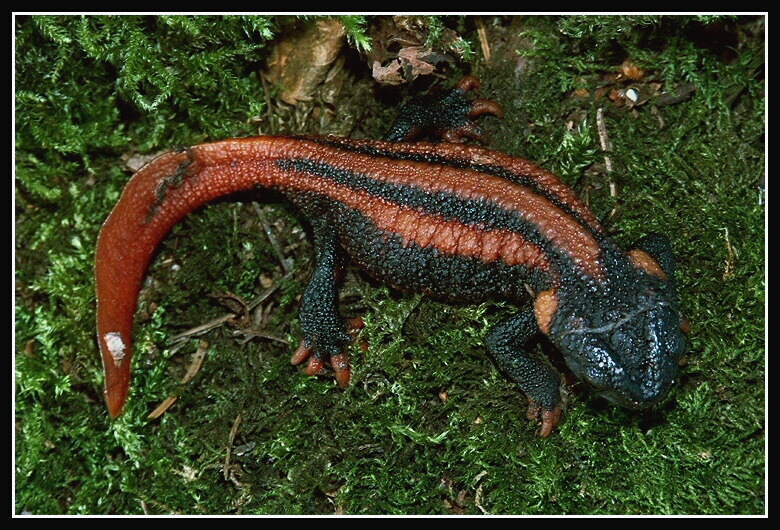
[265,18,347,105]
[372,46,452,85]
[397,46,439,78]
[619,59,646,81]
[366,17,461,85]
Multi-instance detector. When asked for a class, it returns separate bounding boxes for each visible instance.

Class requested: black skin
[288,77,686,436]
[546,234,685,410]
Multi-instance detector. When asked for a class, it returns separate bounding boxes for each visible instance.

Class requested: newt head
[548,260,687,410]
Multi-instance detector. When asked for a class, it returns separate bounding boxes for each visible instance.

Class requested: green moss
[16,15,764,514]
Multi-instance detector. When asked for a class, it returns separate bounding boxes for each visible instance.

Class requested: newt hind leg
[288,211,364,387]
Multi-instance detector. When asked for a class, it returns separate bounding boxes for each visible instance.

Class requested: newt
[95,76,687,436]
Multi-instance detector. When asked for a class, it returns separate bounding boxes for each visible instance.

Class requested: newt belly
[95,79,686,436]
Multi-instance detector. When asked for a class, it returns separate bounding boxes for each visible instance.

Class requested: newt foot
[290,317,365,388]
[526,401,564,438]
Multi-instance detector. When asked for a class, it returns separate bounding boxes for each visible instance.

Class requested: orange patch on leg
[533,289,558,335]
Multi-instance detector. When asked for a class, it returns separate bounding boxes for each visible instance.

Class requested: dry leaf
[265,19,347,105]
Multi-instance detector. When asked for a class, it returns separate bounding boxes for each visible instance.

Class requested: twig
[168,314,236,344]
[224,414,243,481]
[253,202,292,274]
[721,227,736,279]
[147,340,209,419]
[597,107,619,221]
[166,271,294,346]
[473,470,490,515]
[596,107,615,186]
[475,17,491,63]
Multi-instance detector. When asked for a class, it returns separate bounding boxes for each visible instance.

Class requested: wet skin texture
[95,77,686,437]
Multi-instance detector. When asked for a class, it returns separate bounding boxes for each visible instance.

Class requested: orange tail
[95,138,290,416]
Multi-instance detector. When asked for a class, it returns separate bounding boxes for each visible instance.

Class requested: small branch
[253,202,292,274]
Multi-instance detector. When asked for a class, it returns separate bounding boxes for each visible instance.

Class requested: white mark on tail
[104,332,126,367]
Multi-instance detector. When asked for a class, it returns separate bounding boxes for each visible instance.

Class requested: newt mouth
[596,387,668,410]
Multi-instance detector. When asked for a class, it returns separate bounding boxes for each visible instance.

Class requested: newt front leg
[486,307,564,437]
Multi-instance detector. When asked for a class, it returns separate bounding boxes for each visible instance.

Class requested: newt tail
[95,137,366,416]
